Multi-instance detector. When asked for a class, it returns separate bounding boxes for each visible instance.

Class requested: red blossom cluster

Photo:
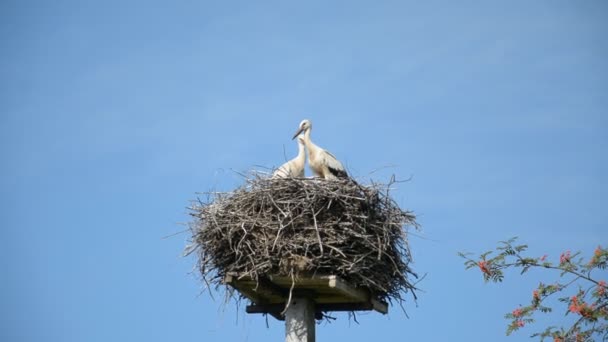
[597,280,606,297]
[509,318,526,330]
[477,260,490,275]
[569,296,594,318]
[512,308,523,317]
[559,250,571,264]
[532,289,540,306]
[589,246,605,266]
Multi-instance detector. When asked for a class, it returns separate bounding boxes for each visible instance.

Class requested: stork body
[292,119,348,180]
[273,136,306,178]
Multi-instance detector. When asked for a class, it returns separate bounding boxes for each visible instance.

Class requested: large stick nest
[187,175,419,305]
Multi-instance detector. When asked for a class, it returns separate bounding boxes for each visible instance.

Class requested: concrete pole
[285,297,315,342]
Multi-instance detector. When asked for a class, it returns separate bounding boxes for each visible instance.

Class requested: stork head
[292,119,312,140]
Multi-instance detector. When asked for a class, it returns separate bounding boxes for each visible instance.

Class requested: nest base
[224,272,388,321]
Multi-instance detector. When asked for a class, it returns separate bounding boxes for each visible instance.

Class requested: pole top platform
[224,272,388,320]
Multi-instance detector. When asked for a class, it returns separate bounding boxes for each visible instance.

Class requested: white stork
[272,135,306,178]
[292,119,348,179]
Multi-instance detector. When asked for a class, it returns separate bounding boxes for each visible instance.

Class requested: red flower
[516,320,525,327]
[478,260,490,275]
[540,254,547,262]
[560,251,571,264]
[569,296,594,317]
[569,296,580,313]
[531,289,540,307]
[512,308,523,317]
[590,246,604,265]
[597,280,606,297]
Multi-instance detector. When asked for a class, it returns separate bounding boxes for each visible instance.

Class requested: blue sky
[1,1,606,341]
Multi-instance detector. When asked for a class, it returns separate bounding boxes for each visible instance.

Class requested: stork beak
[292,127,304,140]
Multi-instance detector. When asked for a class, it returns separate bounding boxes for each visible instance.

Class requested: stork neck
[302,128,318,152]
[297,143,306,158]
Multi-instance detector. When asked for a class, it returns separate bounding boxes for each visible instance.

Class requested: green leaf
[515,244,528,252]
[480,251,493,259]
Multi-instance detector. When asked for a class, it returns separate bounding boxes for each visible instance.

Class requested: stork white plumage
[272,136,306,178]
[292,119,348,180]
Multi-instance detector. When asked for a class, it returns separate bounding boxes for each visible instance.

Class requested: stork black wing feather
[328,166,348,178]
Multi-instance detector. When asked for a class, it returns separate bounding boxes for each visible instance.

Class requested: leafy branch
[459,238,608,341]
